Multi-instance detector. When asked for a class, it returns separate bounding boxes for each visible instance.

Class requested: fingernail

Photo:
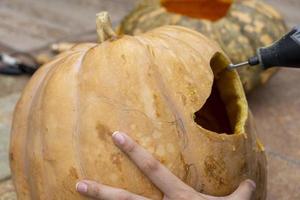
[76,182,88,193]
[246,179,256,189]
[112,131,125,145]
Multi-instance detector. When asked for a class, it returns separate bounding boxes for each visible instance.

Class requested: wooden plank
[0,93,20,181]
[248,68,300,200]
[0,0,139,51]
[265,0,300,27]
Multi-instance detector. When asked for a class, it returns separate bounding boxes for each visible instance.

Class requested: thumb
[229,179,256,200]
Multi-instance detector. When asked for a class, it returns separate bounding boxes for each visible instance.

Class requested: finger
[76,180,149,200]
[229,179,256,200]
[112,131,191,196]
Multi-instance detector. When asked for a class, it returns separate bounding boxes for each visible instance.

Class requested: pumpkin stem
[96,12,117,43]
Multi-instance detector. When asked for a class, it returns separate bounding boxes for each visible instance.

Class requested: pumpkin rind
[118,0,287,92]
[10,25,266,200]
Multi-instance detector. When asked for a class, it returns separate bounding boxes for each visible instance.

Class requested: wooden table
[248,68,300,200]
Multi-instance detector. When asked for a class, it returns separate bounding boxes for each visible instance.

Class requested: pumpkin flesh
[161,0,232,21]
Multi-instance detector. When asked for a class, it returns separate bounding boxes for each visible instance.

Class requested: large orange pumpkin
[10,12,266,200]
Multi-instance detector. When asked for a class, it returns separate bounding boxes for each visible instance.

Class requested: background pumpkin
[10,12,266,200]
[118,0,287,92]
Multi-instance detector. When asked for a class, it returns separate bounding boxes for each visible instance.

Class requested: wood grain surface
[0,0,139,51]
[265,0,300,27]
[0,0,299,200]
[248,68,300,200]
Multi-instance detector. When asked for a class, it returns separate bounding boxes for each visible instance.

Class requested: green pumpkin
[118,0,287,92]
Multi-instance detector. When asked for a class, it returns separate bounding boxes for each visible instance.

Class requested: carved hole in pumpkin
[194,81,232,134]
[194,52,242,134]
[161,0,233,21]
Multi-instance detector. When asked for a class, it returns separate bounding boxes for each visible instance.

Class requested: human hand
[76,131,256,200]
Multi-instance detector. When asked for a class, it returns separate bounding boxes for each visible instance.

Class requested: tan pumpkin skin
[10,26,266,199]
[118,0,287,92]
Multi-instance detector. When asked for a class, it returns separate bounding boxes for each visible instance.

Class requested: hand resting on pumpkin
[76,131,256,200]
